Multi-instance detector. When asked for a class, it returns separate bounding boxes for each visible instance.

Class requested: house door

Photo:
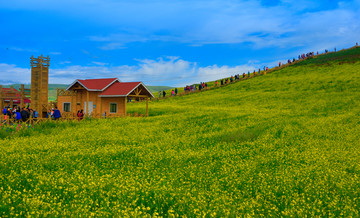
[84,101,93,115]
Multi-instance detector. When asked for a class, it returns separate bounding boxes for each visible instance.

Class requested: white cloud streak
[0,57,257,86]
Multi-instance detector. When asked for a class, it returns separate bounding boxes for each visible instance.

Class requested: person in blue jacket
[16,109,22,121]
[53,107,61,120]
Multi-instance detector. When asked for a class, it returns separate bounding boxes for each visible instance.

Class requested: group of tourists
[157,44,359,99]
[45,107,62,120]
[184,85,197,92]
[2,106,37,123]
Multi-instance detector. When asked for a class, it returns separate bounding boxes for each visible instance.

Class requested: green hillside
[0,47,360,216]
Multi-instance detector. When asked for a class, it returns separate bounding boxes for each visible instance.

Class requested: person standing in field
[163,91,166,97]
[15,109,21,122]
[77,110,84,120]
[159,91,161,98]
[5,108,12,122]
[175,88,178,95]
[53,107,61,120]
[33,109,38,120]
[21,107,29,122]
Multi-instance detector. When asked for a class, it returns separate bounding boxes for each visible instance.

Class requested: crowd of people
[157,45,355,99]
[2,106,38,123]
[1,105,64,124]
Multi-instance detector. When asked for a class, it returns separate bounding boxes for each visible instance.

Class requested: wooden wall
[58,90,126,115]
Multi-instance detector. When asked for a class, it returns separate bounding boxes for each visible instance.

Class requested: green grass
[1,49,360,216]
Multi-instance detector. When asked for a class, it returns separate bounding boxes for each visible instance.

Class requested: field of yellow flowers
[1,48,360,216]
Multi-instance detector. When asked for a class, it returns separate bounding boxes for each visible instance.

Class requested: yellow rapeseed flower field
[0,48,360,216]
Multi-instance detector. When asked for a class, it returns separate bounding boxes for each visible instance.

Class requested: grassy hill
[0,47,360,216]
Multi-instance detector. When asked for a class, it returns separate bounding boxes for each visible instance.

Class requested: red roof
[67,78,154,98]
[100,82,141,96]
[75,78,118,90]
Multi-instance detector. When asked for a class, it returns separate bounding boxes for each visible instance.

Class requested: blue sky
[1,0,359,86]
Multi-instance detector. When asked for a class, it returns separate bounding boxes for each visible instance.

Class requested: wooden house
[57,78,154,116]
[0,86,31,109]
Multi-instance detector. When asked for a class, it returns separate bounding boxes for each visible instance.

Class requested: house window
[110,103,117,113]
[63,102,71,112]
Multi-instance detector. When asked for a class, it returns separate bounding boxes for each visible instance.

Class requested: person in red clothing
[77,109,84,120]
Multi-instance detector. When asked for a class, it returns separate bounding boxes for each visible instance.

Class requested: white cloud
[92,61,109,66]
[59,61,72,65]
[0,57,258,86]
[49,52,62,55]
[99,43,126,50]
[0,63,31,84]
[9,47,37,53]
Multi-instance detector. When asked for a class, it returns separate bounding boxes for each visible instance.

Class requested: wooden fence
[0,112,145,126]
